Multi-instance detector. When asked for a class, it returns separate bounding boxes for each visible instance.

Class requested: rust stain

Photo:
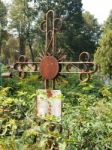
[47,89,53,98]
[40,56,59,80]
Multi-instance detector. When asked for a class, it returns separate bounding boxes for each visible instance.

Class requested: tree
[29,0,101,60]
[9,0,101,61]
[95,11,112,78]
[5,36,19,64]
[64,11,101,59]
[9,0,38,61]
[31,0,83,59]
[9,0,27,55]
[81,11,101,55]
[0,0,7,55]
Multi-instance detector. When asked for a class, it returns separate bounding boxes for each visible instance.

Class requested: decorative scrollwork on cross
[13,10,98,89]
[13,55,39,79]
[41,10,62,55]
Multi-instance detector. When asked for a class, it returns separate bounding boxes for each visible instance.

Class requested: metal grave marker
[8,10,97,118]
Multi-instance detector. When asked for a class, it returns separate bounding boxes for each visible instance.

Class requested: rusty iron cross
[13,10,97,89]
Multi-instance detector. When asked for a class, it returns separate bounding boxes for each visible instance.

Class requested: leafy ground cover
[0,75,112,150]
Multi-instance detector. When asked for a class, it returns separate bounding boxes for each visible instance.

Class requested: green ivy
[0,75,112,150]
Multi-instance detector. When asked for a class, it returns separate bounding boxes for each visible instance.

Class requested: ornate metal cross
[13,10,97,89]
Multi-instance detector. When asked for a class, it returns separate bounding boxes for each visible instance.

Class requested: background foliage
[0,0,101,62]
[0,76,112,150]
[95,10,112,78]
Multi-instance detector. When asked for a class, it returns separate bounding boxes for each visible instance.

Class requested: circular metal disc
[39,56,59,80]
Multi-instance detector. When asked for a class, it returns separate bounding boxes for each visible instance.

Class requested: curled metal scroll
[63,52,98,82]
[40,10,62,55]
[14,55,39,79]
[79,52,97,82]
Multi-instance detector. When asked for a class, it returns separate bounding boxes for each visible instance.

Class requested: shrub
[0,76,112,149]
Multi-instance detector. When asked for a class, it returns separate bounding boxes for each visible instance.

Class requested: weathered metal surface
[40,10,62,55]
[12,10,97,89]
[36,90,62,118]
[39,56,59,80]
[13,55,39,79]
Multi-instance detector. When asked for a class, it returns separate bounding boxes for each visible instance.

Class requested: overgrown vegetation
[0,0,112,149]
[95,10,112,78]
[0,76,112,150]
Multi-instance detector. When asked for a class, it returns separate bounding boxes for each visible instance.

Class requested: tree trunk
[109,74,112,80]
[19,36,26,55]
[0,33,2,56]
[0,43,2,56]
[28,40,35,62]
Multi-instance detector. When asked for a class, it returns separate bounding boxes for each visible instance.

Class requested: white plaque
[36,90,63,119]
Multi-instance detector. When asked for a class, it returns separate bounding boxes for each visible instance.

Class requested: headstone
[36,90,63,119]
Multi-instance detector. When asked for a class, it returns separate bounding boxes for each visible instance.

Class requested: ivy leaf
[59,142,66,150]
[15,141,24,150]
